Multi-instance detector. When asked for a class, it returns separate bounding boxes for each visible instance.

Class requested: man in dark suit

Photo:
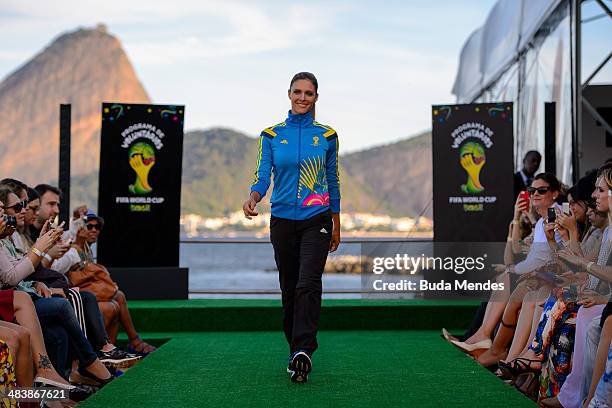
[514,150,542,199]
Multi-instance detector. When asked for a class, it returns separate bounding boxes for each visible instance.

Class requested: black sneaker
[288,351,312,383]
[97,347,141,368]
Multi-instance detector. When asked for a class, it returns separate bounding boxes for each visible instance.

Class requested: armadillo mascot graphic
[459,141,485,193]
[128,142,156,194]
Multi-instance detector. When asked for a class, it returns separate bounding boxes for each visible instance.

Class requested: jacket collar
[285,110,313,126]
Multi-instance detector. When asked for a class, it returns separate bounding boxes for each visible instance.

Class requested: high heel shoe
[450,338,492,353]
[441,328,459,342]
[499,357,542,377]
[498,357,542,380]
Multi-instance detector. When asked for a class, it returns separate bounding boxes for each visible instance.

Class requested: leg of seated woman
[98,301,120,343]
[477,282,531,366]
[0,324,33,386]
[33,296,111,381]
[12,291,69,386]
[505,290,537,362]
[583,316,612,408]
[79,291,113,351]
[113,290,155,353]
[465,273,511,344]
[519,293,547,357]
[554,304,607,408]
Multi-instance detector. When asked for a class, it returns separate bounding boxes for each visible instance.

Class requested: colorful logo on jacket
[311,136,319,147]
[128,142,156,194]
[459,141,485,194]
[298,156,329,206]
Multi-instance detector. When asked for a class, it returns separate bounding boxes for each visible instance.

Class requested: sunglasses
[527,186,551,195]
[86,224,101,231]
[6,200,28,212]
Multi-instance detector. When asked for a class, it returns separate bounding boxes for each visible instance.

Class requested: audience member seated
[65,209,156,355]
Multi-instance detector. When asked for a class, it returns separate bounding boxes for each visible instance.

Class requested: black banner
[97,103,184,267]
[432,103,514,242]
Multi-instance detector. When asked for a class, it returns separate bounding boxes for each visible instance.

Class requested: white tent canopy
[452,0,562,102]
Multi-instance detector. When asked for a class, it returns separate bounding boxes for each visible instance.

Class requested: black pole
[544,102,557,174]
[59,104,71,228]
[571,0,582,183]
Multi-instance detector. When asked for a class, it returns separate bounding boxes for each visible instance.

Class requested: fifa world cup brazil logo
[459,141,485,193]
[128,142,156,194]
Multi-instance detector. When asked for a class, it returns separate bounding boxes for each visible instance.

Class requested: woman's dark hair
[289,72,318,119]
[0,178,27,196]
[533,172,561,191]
[0,185,17,207]
[289,72,318,93]
[26,187,39,201]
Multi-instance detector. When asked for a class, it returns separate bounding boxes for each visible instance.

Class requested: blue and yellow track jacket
[250,110,341,220]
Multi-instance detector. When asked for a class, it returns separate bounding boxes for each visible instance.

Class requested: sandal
[128,335,156,356]
[498,357,541,380]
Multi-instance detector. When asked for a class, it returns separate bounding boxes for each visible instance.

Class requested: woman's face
[24,198,40,227]
[288,79,317,115]
[568,194,587,223]
[593,176,610,213]
[530,178,556,215]
[4,192,25,228]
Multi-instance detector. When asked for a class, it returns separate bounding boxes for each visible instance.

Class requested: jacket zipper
[296,120,301,220]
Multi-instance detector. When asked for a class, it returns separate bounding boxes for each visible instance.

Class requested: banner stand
[98,103,186,300]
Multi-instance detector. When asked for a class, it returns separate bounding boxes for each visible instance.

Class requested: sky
[0,0,552,153]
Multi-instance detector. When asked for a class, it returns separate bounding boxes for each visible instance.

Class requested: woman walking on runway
[243,72,341,383]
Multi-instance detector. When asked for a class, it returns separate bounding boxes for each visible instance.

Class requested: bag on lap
[67,262,118,301]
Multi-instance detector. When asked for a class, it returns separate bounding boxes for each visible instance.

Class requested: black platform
[108,267,188,300]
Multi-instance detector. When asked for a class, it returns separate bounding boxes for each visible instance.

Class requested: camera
[2,214,17,229]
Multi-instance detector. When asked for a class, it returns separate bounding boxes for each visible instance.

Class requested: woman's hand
[514,195,528,220]
[34,282,52,298]
[39,219,51,236]
[49,288,66,298]
[578,291,607,308]
[47,240,71,260]
[557,248,587,269]
[543,221,556,243]
[242,192,261,220]
[34,227,64,254]
[329,226,340,252]
[556,210,576,235]
[491,264,507,275]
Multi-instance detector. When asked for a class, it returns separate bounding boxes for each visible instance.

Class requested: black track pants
[270,210,333,354]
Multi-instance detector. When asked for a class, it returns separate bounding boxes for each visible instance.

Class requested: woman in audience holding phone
[475,173,563,368]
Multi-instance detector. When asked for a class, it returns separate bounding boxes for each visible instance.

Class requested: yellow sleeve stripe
[336,137,340,189]
[252,136,263,185]
[263,128,277,137]
[262,121,286,138]
[313,121,336,138]
[323,129,336,138]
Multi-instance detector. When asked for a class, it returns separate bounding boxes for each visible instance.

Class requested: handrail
[181,237,433,244]
[188,289,411,295]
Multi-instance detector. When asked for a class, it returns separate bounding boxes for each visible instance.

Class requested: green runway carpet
[79,330,536,408]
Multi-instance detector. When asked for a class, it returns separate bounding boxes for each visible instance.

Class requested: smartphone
[562,202,570,215]
[547,207,556,222]
[518,191,530,211]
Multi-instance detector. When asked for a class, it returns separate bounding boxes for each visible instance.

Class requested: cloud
[125,3,337,64]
